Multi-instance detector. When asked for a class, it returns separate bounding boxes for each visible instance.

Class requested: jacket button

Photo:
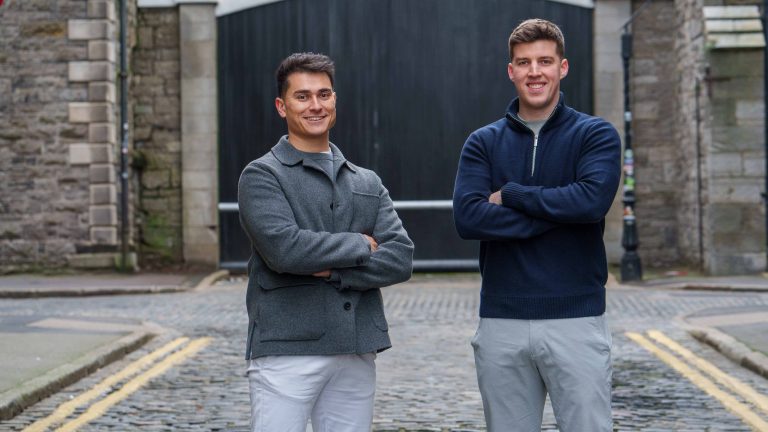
[343,302,352,310]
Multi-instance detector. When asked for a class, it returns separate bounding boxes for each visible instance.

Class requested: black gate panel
[219,0,594,270]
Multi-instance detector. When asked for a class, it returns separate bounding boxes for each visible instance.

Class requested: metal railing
[219,200,477,272]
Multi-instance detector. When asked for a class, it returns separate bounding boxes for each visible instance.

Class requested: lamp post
[619,0,654,282]
[620,30,642,282]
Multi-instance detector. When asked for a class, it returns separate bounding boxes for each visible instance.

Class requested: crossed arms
[238,162,413,290]
[453,122,621,241]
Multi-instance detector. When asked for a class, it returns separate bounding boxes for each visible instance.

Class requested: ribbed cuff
[500,182,527,209]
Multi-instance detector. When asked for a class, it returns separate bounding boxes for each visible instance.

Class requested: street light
[619,1,653,282]
[620,30,642,282]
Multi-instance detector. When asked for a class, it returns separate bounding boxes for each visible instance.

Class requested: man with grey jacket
[238,52,414,432]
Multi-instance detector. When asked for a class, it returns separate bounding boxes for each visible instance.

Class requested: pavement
[0,269,766,424]
[0,270,228,420]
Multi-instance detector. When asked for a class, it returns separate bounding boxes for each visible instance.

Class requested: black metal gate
[218,0,594,271]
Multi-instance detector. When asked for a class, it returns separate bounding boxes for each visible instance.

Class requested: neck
[287,134,331,153]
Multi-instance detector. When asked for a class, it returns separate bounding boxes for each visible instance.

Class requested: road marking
[627,332,768,431]
[24,337,190,432]
[53,337,212,432]
[647,330,768,414]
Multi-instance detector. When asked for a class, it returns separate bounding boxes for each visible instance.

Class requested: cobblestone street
[2,275,768,431]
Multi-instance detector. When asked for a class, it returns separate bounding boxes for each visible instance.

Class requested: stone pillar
[179,2,219,267]
[594,0,631,264]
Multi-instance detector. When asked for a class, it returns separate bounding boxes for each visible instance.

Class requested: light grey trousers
[472,315,613,432]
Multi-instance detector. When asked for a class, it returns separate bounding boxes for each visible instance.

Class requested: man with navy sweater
[453,19,620,432]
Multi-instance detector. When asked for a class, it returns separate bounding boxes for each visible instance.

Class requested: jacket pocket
[258,286,326,342]
[350,191,379,235]
[358,290,389,331]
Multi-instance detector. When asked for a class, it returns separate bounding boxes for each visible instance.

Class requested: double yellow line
[627,330,768,431]
[24,336,212,432]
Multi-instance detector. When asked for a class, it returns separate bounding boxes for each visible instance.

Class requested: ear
[275,97,287,118]
[560,58,569,79]
[507,62,515,82]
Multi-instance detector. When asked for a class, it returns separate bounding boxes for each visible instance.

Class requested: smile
[527,83,545,89]
[303,116,326,121]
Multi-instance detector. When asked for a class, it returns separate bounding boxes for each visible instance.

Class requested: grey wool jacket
[238,136,414,359]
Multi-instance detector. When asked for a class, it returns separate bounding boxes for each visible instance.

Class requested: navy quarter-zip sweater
[453,94,621,319]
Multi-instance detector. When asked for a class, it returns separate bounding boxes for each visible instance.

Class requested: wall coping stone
[704,5,766,49]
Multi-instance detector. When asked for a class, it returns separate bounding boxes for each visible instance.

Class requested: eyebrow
[515,56,555,61]
[292,88,333,94]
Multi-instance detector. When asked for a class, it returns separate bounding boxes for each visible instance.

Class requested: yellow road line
[24,337,190,432]
[54,337,212,432]
[626,332,768,432]
[647,330,768,414]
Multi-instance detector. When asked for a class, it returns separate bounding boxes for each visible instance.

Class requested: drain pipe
[119,0,130,270]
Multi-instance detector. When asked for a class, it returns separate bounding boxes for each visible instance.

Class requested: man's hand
[489,190,503,205]
[363,234,378,252]
[312,235,377,278]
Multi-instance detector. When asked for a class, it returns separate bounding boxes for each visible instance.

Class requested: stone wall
[132,7,183,266]
[0,0,121,272]
[632,0,685,268]
[702,5,766,273]
[631,0,766,274]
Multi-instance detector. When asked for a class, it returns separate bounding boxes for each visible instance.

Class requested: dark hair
[275,52,335,97]
[508,19,565,61]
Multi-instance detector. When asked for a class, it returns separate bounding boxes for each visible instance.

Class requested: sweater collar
[505,92,568,132]
[271,135,357,174]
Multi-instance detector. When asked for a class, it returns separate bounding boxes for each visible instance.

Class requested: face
[507,40,569,120]
[275,72,336,146]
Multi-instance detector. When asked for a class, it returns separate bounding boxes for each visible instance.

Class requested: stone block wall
[0,0,121,272]
[631,0,685,268]
[704,46,766,273]
[132,7,183,265]
[631,0,766,274]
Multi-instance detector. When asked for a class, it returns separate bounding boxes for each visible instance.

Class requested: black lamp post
[620,30,642,282]
[619,1,654,282]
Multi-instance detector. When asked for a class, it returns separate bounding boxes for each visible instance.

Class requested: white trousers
[246,353,376,432]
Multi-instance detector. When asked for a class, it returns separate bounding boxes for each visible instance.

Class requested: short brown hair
[275,52,335,97]
[508,19,565,61]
